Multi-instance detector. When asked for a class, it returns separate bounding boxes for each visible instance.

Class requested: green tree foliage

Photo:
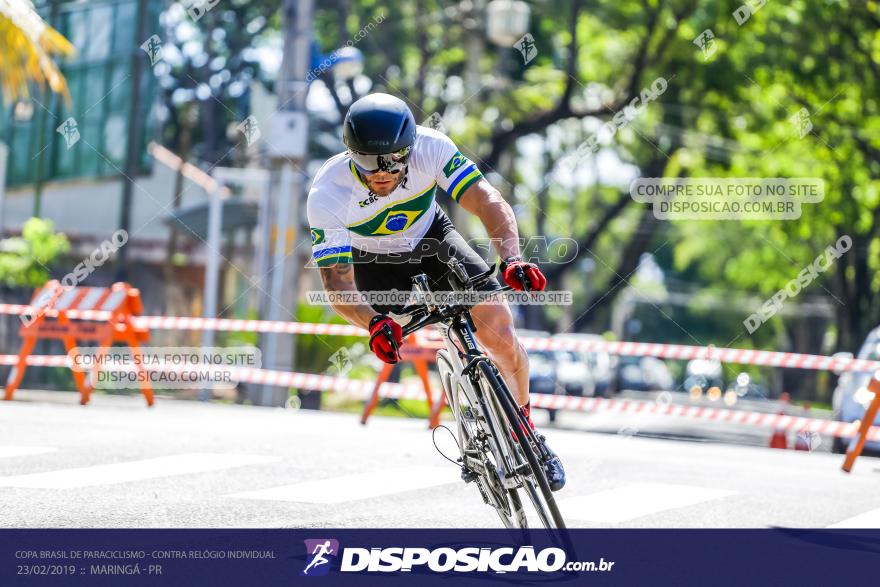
[164,0,878,362]
[0,217,70,287]
[156,0,279,163]
[663,1,880,353]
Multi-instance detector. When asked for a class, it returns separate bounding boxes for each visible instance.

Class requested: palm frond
[0,0,75,103]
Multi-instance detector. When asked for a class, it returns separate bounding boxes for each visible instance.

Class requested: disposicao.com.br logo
[301,539,339,576]
[301,541,614,575]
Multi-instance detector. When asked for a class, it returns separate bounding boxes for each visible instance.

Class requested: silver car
[831,326,880,454]
[552,333,614,396]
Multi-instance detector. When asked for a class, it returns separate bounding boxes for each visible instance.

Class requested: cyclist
[307,93,565,491]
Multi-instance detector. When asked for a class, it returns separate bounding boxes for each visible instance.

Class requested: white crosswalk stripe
[228,466,456,504]
[827,508,880,528]
[558,483,736,524]
[0,453,279,489]
[0,446,58,459]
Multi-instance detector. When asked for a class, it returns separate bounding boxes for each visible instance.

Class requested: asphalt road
[1,390,879,529]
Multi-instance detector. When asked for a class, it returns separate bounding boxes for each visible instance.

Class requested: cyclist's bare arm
[457,178,521,259]
[319,263,377,329]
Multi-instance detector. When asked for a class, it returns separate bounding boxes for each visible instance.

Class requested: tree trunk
[568,155,670,332]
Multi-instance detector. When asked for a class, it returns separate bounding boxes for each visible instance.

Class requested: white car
[554,350,594,396]
[552,333,614,396]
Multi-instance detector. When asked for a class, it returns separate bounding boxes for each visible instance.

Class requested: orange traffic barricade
[361,330,447,428]
[4,281,154,406]
[841,374,880,473]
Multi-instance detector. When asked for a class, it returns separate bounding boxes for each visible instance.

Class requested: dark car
[527,349,558,395]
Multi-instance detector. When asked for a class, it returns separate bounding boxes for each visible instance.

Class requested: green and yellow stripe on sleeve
[313,245,353,267]
[447,162,483,202]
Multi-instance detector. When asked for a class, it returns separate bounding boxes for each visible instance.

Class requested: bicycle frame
[399,270,524,491]
[397,261,566,530]
[434,315,522,490]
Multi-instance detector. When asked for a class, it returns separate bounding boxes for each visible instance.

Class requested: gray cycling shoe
[537,434,566,492]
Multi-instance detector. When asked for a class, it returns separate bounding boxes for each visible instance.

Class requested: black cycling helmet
[343,93,416,173]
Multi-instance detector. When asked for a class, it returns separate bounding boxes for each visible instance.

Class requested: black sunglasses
[350,146,411,174]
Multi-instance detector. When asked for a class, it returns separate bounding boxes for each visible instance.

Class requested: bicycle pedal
[460,468,478,483]
[534,434,553,461]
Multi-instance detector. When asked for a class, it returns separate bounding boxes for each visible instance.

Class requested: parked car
[831,326,880,454]
[553,350,594,396]
[526,349,558,396]
[615,355,675,392]
[552,333,614,396]
[683,358,724,394]
[516,329,565,421]
[725,372,770,402]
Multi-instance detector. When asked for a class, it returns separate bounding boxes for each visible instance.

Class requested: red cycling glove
[501,257,547,291]
[368,315,403,363]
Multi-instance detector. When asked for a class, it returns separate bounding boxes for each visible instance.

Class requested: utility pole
[0,142,7,236]
[117,0,148,281]
[260,0,313,406]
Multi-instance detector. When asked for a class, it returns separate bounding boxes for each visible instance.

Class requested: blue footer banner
[1,529,878,585]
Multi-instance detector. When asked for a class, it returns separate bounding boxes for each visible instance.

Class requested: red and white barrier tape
[528,393,880,440]
[3,354,878,441]
[0,354,423,399]
[139,316,367,336]
[0,304,366,336]
[2,303,880,373]
[0,304,112,322]
[520,339,880,374]
[0,354,69,368]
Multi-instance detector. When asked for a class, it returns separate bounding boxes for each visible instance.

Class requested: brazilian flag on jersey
[347,183,437,236]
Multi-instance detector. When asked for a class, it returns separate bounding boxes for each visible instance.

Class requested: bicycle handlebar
[395,257,542,337]
[514,264,532,293]
[398,260,514,337]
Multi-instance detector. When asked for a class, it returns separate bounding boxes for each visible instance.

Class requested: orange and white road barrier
[2,304,880,373]
[3,282,153,406]
[360,332,441,427]
[4,296,880,473]
[841,374,880,473]
[3,353,879,445]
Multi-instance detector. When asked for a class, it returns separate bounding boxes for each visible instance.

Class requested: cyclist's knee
[483,328,519,356]
[472,304,521,357]
[473,304,513,338]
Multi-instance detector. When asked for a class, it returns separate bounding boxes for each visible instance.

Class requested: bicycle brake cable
[431,424,463,468]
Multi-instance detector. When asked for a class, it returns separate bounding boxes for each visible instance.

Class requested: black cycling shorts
[352,207,501,315]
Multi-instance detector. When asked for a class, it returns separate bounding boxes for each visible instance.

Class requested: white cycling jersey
[306,126,483,266]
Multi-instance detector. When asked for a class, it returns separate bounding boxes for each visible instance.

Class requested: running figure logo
[301,539,339,576]
[56,118,80,149]
[140,34,163,66]
[693,29,717,60]
[514,33,537,64]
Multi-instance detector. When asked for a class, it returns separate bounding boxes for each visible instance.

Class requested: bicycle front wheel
[437,350,526,528]
[476,359,567,530]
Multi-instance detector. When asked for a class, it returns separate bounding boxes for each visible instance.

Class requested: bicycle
[386,259,567,529]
